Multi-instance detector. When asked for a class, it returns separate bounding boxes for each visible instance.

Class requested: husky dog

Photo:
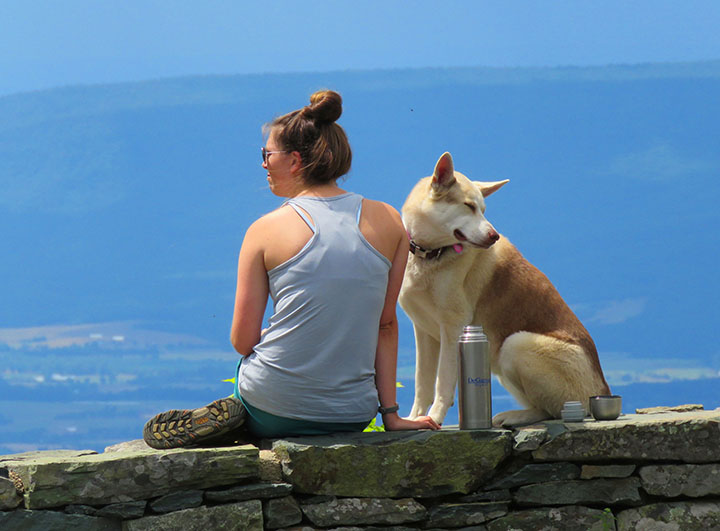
[399,152,610,427]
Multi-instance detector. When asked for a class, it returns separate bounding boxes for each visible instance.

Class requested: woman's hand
[382,413,440,431]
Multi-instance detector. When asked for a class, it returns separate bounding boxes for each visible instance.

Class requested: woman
[143,90,438,449]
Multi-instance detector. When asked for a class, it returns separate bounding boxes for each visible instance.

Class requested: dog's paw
[427,404,450,426]
[492,408,550,428]
[407,404,431,420]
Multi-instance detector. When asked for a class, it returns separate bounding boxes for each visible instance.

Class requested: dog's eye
[464,202,477,213]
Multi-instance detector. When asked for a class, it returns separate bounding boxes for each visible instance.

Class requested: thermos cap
[561,401,586,422]
[460,325,487,342]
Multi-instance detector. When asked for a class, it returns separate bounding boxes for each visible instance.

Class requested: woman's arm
[374,206,439,431]
[230,219,270,356]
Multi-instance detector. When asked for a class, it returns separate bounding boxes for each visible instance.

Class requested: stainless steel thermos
[457,325,492,429]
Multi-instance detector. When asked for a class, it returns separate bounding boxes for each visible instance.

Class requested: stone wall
[1,405,719,530]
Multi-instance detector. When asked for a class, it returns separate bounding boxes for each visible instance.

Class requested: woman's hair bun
[303,90,343,124]
[268,89,351,185]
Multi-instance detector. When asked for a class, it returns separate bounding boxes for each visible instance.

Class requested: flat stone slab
[95,500,147,520]
[103,439,151,453]
[425,501,508,527]
[259,449,283,482]
[65,502,146,519]
[0,476,23,510]
[459,489,512,503]
[272,428,512,497]
[204,482,293,503]
[531,410,720,463]
[488,462,580,489]
[0,509,120,530]
[487,505,616,531]
[0,450,97,464]
[148,489,203,513]
[639,464,720,497]
[5,445,258,509]
[301,497,427,527]
[512,427,548,452]
[617,501,720,530]
[581,464,636,479]
[636,403,704,414]
[124,500,263,531]
[514,478,642,506]
[264,496,302,528]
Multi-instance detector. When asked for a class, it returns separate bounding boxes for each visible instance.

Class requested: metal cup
[589,395,622,420]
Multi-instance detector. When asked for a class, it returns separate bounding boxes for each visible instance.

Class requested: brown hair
[267,90,352,185]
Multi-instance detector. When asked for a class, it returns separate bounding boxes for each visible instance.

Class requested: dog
[399,152,610,427]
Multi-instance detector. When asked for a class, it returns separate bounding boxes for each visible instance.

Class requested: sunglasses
[261,147,288,163]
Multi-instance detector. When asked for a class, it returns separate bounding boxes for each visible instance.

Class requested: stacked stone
[0,407,719,530]
[269,409,720,530]
[0,444,268,530]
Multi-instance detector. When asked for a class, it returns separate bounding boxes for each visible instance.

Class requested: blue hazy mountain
[1,63,719,452]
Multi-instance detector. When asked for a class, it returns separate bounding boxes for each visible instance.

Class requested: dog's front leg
[407,328,440,419]
[426,325,464,424]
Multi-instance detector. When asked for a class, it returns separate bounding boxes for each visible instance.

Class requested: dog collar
[408,238,464,260]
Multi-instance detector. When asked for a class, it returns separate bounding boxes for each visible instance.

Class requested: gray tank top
[238,192,392,422]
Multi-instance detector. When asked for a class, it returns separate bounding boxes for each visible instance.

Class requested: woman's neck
[292,182,346,198]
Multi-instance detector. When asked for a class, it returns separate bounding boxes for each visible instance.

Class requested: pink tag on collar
[452,243,464,253]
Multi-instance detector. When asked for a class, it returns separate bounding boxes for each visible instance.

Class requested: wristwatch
[378,403,399,415]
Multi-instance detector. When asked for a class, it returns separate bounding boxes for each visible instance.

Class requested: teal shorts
[234,359,372,439]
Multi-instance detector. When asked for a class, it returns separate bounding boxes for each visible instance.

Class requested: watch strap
[378,404,399,415]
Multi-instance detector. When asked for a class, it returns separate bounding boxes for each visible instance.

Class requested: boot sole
[143,397,246,449]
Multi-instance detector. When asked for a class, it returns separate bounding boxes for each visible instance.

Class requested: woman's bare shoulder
[359,198,407,261]
[241,206,299,251]
[247,204,296,233]
[362,198,404,227]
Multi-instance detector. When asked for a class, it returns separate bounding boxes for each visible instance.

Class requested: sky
[2,1,720,97]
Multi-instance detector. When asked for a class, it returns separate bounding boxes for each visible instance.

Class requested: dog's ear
[432,152,456,192]
[475,179,509,198]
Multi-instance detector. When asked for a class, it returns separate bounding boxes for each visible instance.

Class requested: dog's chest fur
[399,244,499,337]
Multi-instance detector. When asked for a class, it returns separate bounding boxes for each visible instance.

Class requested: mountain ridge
[1,62,719,452]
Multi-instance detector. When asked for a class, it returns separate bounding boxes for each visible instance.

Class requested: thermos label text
[467,377,491,386]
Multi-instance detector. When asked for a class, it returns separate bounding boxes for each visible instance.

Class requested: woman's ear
[290,151,303,175]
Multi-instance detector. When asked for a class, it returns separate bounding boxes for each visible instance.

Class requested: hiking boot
[143,397,246,449]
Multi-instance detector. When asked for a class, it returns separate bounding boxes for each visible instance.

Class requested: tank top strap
[285,193,362,231]
[285,202,316,232]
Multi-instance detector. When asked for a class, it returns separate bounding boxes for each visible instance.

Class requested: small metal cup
[589,395,622,420]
